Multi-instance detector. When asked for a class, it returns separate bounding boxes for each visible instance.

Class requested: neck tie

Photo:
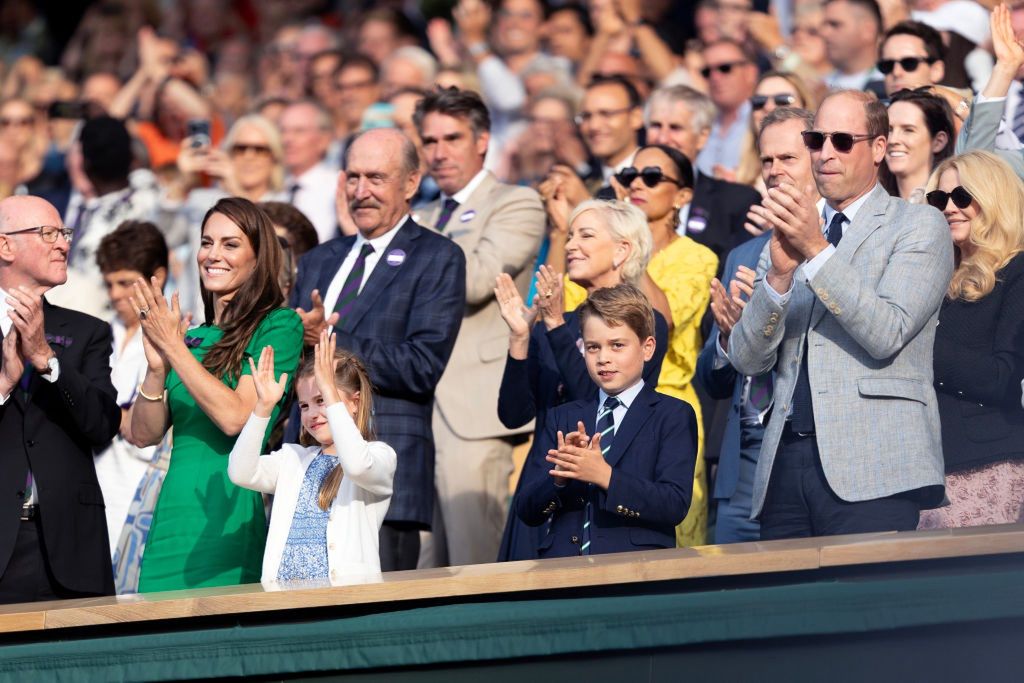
[581,395,620,556]
[788,212,845,433]
[747,373,774,413]
[1013,86,1024,144]
[827,211,846,247]
[288,182,301,205]
[435,197,459,232]
[333,243,375,322]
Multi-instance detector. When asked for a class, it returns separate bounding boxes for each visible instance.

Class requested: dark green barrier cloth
[1,569,1022,681]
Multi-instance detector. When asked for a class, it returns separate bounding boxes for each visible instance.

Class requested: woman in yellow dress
[565,145,717,546]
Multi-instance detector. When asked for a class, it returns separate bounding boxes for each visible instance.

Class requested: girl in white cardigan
[228,330,396,584]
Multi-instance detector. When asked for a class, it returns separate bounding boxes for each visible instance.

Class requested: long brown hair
[199,197,285,381]
[296,350,375,511]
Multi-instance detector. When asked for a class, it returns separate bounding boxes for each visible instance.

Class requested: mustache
[350,199,381,210]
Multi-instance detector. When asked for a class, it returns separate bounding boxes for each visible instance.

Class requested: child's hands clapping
[249,345,288,418]
[314,329,343,407]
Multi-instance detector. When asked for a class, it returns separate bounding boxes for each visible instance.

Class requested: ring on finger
[139,307,150,321]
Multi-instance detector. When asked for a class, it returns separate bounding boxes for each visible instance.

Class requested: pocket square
[45,333,73,347]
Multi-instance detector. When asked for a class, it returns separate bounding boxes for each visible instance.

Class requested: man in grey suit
[413,88,546,567]
[730,90,953,539]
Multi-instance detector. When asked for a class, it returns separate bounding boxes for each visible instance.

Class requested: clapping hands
[547,421,613,490]
[248,345,288,418]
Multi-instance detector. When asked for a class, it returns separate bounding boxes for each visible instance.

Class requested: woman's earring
[612,259,621,269]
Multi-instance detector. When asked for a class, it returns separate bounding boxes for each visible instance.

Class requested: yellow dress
[565,236,718,547]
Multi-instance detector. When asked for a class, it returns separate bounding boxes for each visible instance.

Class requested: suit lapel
[338,219,421,332]
[444,172,494,241]
[603,385,658,469]
[808,186,888,330]
[316,238,354,298]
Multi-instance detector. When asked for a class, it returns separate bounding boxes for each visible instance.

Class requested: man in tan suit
[413,87,545,567]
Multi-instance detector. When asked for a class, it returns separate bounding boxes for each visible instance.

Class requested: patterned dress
[278,453,338,581]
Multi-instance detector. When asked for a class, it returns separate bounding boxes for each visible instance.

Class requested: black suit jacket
[686,172,761,276]
[934,253,1024,473]
[0,301,119,596]
[289,218,467,528]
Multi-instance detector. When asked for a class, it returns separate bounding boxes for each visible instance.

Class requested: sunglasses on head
[925,186,973,210]
[615,166,682,188]
[751,93,797,111]
[801,130,874,153]
[700,60,748,79]
[877,56,936,75]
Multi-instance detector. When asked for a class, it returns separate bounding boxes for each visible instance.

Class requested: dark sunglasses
[700,60,748,79]
[230,143,272,156]
[751,93,797,111]
[615,166,682,188]
[925,186,973,210]
[877,56,936,75]
[801,130,874,153]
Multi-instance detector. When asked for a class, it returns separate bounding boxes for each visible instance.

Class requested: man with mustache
[0,195,120,603]
[728,90,952,539]
[413,87,544,568]
[290,129,467,571]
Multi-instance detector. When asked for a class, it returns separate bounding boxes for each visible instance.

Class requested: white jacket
[228,403,396,584]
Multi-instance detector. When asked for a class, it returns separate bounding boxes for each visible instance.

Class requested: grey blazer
[729,185,954,517]
[956,98,1024,180]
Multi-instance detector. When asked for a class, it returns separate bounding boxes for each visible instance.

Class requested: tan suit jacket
[418,171,546,440]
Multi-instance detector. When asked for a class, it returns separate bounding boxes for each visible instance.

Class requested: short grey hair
[385,46,439,86]
[758,106,815,142]
[644,85,716,134]
[568,200,652,286]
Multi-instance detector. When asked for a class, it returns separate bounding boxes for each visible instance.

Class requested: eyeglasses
[230,143,273,157]
[338,79,376,92]
[877,57,936,75]
[0,117,34,128]
[575,107,633,126]
[801,130,875,153]
[751,93,797,111]
[0,225,73,243]
[925,186,973,210]
[700,61,749,79]
[615,166,682,188]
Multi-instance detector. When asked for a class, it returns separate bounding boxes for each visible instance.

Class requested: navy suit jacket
[289,218,466,528]
[517,383,697,557]
[695,231,770,501]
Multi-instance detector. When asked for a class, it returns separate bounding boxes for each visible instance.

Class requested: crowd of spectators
[1,0,1024,603]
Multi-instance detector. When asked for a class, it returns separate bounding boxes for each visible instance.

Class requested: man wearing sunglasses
[0,195,120,603]
[878,21,945,97]
[413,88,545,569]
[695,40,758,179]
[727,90,953,540]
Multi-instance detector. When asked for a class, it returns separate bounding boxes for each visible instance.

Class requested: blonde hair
[568,199,653,285]
[926,150,1024,301]
[222,114,285,192]
[296,350,375,511]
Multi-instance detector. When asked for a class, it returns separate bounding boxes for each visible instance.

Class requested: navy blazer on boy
[290,217,466,529]
[517,382,697,557]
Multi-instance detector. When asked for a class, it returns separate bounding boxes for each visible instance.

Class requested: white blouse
[228,403,396,585]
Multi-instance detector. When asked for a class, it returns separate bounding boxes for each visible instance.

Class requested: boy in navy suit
[517,284,697,557]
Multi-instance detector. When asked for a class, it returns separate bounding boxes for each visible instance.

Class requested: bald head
[344,128,421,238]
[0,195,69,292]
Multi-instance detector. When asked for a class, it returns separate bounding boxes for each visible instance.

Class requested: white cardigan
[228,403,397,584]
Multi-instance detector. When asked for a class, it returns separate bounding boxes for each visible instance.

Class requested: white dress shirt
[286,161,340,244]
[322,216,409,317]
[444,168,488,206]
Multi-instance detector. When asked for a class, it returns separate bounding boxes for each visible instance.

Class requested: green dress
[138,308,303,592]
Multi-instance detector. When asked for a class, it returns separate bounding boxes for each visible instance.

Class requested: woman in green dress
[129,197,303,592]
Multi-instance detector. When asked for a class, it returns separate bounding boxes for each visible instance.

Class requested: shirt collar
[353,214,409,255]
[599,377,645,411]
[444,169,489,205]
[602,148,639,183]
[822,185,876,231]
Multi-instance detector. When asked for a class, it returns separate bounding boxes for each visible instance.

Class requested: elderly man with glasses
[0,195,120,604]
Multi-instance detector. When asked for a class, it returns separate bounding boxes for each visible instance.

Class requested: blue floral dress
[277,452,338,581]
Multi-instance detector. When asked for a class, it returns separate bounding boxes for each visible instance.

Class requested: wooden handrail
[0,524,1022,633]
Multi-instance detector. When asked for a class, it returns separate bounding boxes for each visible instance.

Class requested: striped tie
[435,197,459,232]
[581,395,620,556]
[333,243,375,322]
